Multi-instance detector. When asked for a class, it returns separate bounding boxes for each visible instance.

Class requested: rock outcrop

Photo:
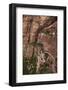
[23,15,57,74]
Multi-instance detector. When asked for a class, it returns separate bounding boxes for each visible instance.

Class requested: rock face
[23,15,57,74]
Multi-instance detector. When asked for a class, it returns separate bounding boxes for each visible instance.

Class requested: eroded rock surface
[23,15,57,74]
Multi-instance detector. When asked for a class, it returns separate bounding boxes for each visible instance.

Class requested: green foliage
[36,42,43,47]
[29,42,36,46]
[23,55,37,75]
[39,63,53,74]
[30,42,43,47]
[39,53,54,74]
[41,30,50,35]
[23,52,54,74]
[23,57,30,74]
[44,53,49,60]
